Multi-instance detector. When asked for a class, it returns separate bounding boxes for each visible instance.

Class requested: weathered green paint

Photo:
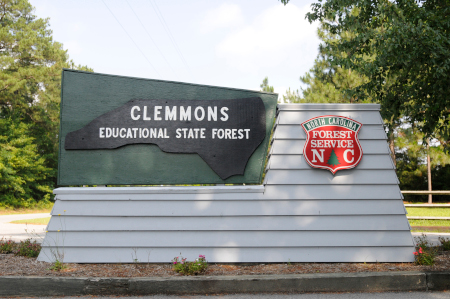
[58,70,277,185]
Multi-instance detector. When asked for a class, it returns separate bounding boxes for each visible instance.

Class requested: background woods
[0,0,91,208]
[277,0,450,202]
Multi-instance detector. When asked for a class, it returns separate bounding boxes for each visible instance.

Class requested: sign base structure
[38,104,414,263]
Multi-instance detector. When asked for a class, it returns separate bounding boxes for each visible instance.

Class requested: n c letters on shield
[301,115,363,174]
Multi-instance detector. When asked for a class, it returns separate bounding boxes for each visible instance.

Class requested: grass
[10,217,51,225]
[0,207,52,216]
[406,208,450,217]
[409,219,450,226]
[405,206,450,232]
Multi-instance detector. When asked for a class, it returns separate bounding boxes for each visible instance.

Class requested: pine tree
[0,0,91,207]
[260,77,274,93]
[327,149,340,167]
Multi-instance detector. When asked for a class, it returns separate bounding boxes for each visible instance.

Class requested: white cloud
[200,3,244,33]
[216,4,319,73]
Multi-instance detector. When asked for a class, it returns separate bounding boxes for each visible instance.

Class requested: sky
[29,0,321,100]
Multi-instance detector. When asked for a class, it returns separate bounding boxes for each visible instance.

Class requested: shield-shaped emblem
[301,115,363,174]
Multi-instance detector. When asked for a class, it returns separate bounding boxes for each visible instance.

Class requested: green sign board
[58,70,277,185]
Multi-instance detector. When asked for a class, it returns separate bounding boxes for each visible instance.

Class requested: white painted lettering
[312,149,325,162]
[343,149,354,163]
[131,106,141,120]
[220,107,229,121]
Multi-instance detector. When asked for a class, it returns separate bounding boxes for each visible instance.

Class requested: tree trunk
[389,130,396,168]
[427,141,432,204]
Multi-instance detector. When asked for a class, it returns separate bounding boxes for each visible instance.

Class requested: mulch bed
[1,251,449,277]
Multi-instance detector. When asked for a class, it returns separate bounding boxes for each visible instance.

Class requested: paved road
[2,292,449,299]
[0,213,49,243]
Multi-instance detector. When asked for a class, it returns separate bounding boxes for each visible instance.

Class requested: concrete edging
[1,271,449,296]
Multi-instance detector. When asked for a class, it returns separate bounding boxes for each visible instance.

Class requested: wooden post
[427,141,432,204]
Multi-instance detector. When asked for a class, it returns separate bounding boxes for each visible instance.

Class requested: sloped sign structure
[38,70,414,263]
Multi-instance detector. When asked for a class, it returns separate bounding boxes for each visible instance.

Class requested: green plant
[14,239,41,258]
[413,247,436,266]
[0,238,16,254]
[49,259,66,271]
[414,233,432,250]
[172,254,208,275]
[439,237,450,251]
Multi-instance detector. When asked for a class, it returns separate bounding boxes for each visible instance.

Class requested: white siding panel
[263,185,402,199]
[269,154,394,170]
[52,199,406,216]
[46,215,410,231]
[271,140,389,155]
[55,184,402,200]
[274,125,387,140]
[278,111,383,125]
[43,231,414,247]
[265,170,399,185]
[278,103,381,111]
[38,247,415,263]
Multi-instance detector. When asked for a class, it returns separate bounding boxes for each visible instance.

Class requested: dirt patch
[1,251,449,277]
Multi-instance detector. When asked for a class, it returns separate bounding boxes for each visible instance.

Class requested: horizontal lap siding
[42,231,414,247]
[271,140,390,155]
[52,199,406,216]
[265,169,399,185]
[46,215,410,231]
[274,124,387,140]
[38,247,414,263]
[38,104,414,263]
[54,185,403,200]
[278,111,383,125]
[268,154,394,170]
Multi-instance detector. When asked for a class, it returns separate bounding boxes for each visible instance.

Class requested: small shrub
[0,238,16,254]
[15,239,41,258]
[439,237,450,251]
[172,254,208,275]
[413,247,436,265]
[414,233,431,250]
[49,259,66,271]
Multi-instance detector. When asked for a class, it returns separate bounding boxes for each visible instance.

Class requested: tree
[0,0,91,207]
[260,77,274,93]
[327,149,340,166]
[0,118,52,208]
[302,0,450,148]
[296,23,371,104]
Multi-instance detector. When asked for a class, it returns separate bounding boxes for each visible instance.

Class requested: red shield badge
[301,115,363,174]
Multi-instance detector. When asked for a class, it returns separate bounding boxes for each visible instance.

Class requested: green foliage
[0,238,15,253]
[0,0,92,207]
[1,238,41,257]
[413,246,436,266]
[415,233,432,250]
[15,239,41,258]
[260,77,275,93]
[305,0,450,147]
[394,122,450,202]
[438,237,450,251]
[413,234,437,265]
[172,254,208,275]
[0,118,53,208]
[49,259,66,271]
